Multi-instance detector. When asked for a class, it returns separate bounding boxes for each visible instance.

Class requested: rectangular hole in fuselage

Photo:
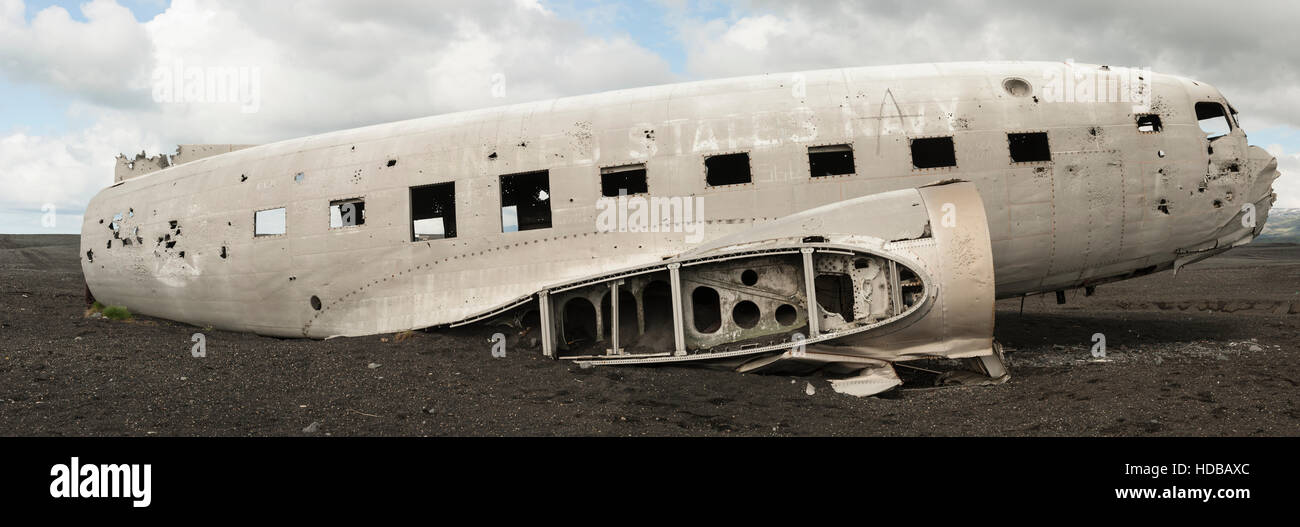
[814,273,855,321]
[600,164,648,197]
[808,144,855,177]
[1195,101,1232,139]
[329,198,365,228]
[1136,114,1163,133]
[411,182,457,240]
[704,152,751,186]
[254,207,286,236]
[909,136,956,169]
[1007,132,1051,163]
[500,170,551,232]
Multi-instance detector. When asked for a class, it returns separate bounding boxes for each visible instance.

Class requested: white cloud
[0,119,156,232]
[0,0,677,232]
[670,0,1299,209]
[721,14,787,52]
[677,0,1300,130]
[2,0,1298,234]
[0,0,153,107]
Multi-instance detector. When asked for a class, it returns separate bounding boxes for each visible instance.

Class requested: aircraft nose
[1249,145,1281,196]
[1246,144,1281,232]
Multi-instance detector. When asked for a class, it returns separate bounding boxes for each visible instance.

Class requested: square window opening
[1136,114,1163,133]
[704,153,751,186]
[254,207,286,237]
[808,144,855,177]
[1007,132,1051,163]
[411,182,457,240]
[1195,102,1232,139]
[500,171,551,232]
[329,198,366,228]
[910,136,956,169]
[600,164,648,197]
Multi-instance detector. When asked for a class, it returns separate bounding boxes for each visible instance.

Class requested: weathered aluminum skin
[80,61,1279,341]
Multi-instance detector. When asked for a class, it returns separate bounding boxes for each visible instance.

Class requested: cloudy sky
[2,0,1297,233]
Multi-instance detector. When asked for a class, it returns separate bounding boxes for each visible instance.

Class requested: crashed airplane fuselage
[80,61,1280,392]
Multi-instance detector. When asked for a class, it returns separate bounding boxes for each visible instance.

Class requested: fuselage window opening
[329,198,366,228]
[1007,132,1052,163]
[909,136,957,169]
[254,207,287,237]
[500,170,552,232]
[600,164,648,197]
[704,152,751,186]
[1136,114,1163,133]
[691,286,722,333]
[1195,101,1233,139]
[411,182,457,241]
[808,144,856,177]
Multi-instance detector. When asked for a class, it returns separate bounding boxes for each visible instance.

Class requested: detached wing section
[536,181,997,371]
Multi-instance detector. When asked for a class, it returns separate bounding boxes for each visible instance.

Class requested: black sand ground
[1,234,1297,436]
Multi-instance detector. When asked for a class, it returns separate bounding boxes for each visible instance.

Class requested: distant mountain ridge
[1258,208,1300,244]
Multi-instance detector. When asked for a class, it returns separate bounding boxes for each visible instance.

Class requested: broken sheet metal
[79,61,1281,397]
[563,181,999,385]
[737,350,903,397]
[830,364,904,397]
[115,144,257,183]
[1173,145,1281,275]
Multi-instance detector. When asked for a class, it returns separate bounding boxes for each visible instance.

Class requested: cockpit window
[1195,102,1232,139]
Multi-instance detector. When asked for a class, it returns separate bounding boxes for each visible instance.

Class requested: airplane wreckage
[81,61,1280,396]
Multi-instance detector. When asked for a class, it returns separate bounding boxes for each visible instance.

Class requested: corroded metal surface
[80,61,1279,363]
